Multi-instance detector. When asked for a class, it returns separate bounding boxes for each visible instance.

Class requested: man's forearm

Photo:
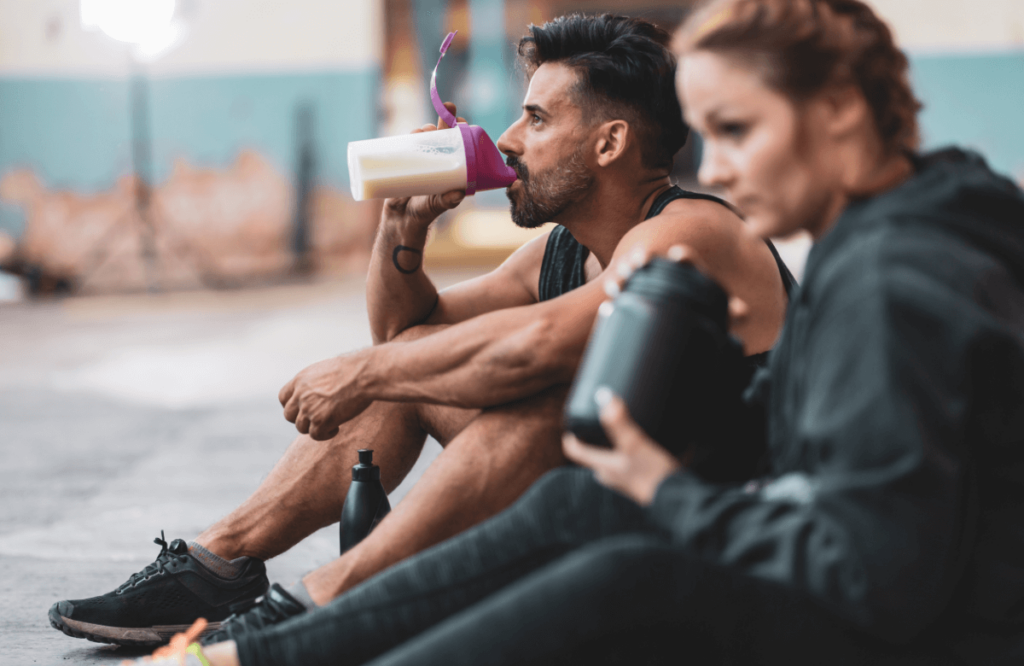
[366,208,440,344]
[359,303,589,409]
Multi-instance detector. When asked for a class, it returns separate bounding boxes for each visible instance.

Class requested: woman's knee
[514,467,648,536]
[520,466,595,506]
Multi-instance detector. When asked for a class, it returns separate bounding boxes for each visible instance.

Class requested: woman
[134,1,1024,664]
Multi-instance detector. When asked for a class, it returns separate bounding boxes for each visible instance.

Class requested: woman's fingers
[728,295,751,323]
[666,244,690,262]
[562,433,617,469]
[597,393,650,452]
[603,242,714,301]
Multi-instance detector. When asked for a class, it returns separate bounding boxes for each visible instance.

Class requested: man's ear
[594,119,631,168]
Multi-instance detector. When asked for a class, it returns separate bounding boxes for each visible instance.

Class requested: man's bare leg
[302,386,568,604]
[196,399,476,561]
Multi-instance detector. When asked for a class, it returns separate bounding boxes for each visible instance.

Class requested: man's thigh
[416,384,568,450]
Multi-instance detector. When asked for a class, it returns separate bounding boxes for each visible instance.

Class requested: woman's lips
[733,195,756,212]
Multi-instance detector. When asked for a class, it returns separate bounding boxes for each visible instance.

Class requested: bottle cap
[430,32,518,195]
[352,449,380,481]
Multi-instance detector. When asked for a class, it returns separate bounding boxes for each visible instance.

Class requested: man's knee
[485,384,568,421]
[419,385,568,450]
[414,403,479,445]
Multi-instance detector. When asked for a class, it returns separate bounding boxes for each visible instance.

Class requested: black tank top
[536,185,797,366]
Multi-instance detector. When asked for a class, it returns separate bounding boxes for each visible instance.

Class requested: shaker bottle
[563,259,748,458]
[339,449,391,554]
[347,31,517,201]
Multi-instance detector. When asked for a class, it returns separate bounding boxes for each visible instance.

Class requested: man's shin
[301,385,569,604]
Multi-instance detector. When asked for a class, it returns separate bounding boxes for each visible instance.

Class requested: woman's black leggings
[235,467,945,666]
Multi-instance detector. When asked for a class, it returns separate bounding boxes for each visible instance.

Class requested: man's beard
[505,148,595,229]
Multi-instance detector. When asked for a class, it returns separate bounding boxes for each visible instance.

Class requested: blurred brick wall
[0,152,380,293]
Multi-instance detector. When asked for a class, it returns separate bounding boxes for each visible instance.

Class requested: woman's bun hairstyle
[677,0,922,154]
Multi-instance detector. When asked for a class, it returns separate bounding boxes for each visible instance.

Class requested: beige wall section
[0,0,383,77]
[0,0,128,77]
[152,0,383,76]
[863,0,1024,52]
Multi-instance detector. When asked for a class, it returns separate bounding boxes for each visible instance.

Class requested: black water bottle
[339,449,391,554]
[564,258,746,458]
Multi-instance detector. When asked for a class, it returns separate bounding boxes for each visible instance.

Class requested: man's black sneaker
[200,583,307,645]
[48,532,269,647]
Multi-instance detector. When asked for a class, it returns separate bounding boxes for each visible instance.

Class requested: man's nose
[496,118,522,157]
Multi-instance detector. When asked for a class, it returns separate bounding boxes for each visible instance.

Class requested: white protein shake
[348,127,468,201]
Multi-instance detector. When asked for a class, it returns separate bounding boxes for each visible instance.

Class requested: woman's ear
[820,83,871,141]
[594,119,631,168]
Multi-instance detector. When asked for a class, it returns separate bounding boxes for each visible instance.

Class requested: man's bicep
[424,231,551,325]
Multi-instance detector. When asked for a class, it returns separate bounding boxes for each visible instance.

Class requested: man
[49,14,790,647]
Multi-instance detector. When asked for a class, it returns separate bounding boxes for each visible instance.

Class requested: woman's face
[678,50,839,239]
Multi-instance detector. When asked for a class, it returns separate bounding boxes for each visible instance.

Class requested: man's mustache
[506,156,529,182]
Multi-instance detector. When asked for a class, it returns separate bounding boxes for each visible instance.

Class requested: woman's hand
[563,390,682,506]
[604,244,752,328]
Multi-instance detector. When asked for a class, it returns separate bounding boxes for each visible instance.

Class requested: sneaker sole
[48,606,222,647]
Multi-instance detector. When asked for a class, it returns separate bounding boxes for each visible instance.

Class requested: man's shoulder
[637,194,746,250]
[651,194,739,225]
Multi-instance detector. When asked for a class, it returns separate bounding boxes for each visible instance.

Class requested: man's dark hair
[517,13,688,170]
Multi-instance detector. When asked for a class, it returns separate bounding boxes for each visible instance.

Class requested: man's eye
[530,114,543,126]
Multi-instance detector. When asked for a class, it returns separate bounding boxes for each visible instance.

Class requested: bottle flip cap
[430,32,518,195]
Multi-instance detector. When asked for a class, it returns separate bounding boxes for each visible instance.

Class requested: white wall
[864,0,1024,53]
[0,0,383,77]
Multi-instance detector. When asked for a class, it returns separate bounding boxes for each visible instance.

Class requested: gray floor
[0,272,482,665]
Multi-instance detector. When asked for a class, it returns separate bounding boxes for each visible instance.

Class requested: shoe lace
[216,589,295,637]
[122,618,208,665]
[116,531,187,594]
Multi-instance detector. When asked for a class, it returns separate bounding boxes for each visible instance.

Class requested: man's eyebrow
[524,103,550,116]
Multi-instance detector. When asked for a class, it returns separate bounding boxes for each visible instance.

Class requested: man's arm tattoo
[392,245,423,274]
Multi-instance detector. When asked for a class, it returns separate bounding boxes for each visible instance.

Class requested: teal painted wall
[0,78,131,192]
[911,52,1024,180]
[0,69,379,236]
[1,53,1021,240]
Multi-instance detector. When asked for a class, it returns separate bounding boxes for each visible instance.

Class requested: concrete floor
[0,271,483,665]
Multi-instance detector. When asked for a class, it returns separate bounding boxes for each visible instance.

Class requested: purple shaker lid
[430,32,517,195]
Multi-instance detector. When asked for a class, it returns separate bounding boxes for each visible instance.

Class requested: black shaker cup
[564,258,748,459]
[339,449,391,554]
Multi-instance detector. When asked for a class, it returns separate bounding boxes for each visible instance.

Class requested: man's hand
[563,391,681,505]
[278,352,375,441]
[381,102,468,239]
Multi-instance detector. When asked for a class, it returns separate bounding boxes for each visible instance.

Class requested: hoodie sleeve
[647,229,1016,642]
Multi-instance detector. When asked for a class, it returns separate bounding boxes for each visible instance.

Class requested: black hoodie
[648,149,1024,663]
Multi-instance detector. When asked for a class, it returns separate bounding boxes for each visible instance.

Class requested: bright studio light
[80,0,182,60]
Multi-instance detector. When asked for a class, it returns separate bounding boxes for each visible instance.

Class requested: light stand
[77,0,221,292]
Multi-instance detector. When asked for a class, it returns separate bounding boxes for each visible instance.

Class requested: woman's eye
[719,122,747,139]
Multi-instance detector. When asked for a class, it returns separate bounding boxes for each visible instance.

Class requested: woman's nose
[697,142,733,189]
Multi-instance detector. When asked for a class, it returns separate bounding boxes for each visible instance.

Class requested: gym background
[0,3,1021,662]
[0,0,1020,297]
